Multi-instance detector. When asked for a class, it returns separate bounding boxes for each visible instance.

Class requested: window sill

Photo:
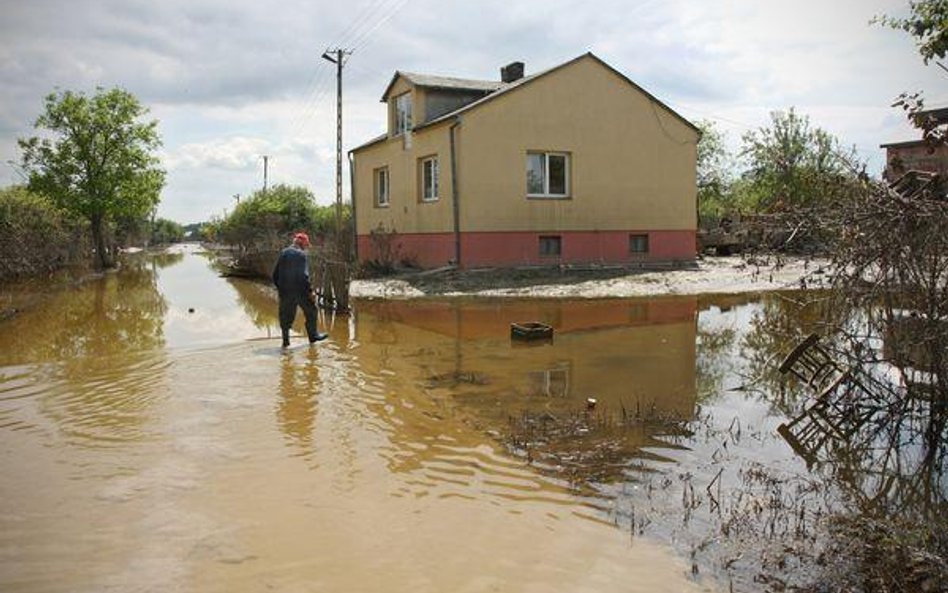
[527,194,571,200]
[375,203,390,209]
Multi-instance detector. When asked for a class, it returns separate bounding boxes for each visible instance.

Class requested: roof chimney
[500,61,525,83]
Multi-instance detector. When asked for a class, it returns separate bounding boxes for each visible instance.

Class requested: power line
[328,0,391,49]
[350,0,409,52]
[292,67,332,122]
[670,102,758,131]
[289,0,407,133]
[288,66,336,132]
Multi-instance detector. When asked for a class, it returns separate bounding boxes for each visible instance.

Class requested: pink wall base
[357,230,696,269]
[357,233,456,268]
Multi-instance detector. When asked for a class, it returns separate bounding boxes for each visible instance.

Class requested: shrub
[0,186,89,280]
[219,184,326,253]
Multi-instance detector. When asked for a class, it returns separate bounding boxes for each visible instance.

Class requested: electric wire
[349,0,410,52]
[327,0,392,50]
[289,0,408,140]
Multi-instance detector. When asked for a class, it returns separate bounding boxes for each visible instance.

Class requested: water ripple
[28,352,170,447]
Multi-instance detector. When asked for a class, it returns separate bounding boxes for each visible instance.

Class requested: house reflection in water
[228,279,700,490]
[354,297,698,424]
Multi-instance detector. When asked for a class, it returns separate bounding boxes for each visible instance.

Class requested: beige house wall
[353,121,455,235]
[354,55,698,239]
[457,56,697,232]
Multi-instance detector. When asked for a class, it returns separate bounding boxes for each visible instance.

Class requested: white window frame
[374,167,389,208]
[394,92,412,136]
[527,363,571,398]
[526,151,570,198]
[420,156,439,202]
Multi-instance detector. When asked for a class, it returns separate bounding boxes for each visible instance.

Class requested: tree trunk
[91,213,113,269]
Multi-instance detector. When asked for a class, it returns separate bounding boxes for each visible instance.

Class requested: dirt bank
[350,255,829,299]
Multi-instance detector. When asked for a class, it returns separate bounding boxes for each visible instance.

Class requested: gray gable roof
[417,52,700,135]
[380,72,503,101]
[353,52,700,154]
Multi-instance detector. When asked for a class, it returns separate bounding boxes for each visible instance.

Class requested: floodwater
[0,245,716,593]
[6,245,929,592]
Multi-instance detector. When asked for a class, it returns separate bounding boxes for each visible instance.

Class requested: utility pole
[322,48,351,239]
[261,155,269,193]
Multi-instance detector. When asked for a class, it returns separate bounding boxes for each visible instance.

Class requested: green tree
[151,217,185,245]
[218,183,349,252]
[220,184,319,252]
[875,0,948,65]
[695,119,735,225]
[18,87,165,269]
[875,1,948,147]
[739,108,858,212]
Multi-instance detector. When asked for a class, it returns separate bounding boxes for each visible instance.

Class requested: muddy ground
[350,255,829,299]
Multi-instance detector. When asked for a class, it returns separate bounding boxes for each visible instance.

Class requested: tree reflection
[738,292,840,415]
[695,295,777,403]
[0,255,166,364]
[149,250,185,269]
[741,292,948,524]
[0,254,169,445]
[228,277,280,330]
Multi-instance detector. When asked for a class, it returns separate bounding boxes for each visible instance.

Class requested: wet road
[0,245,716,592]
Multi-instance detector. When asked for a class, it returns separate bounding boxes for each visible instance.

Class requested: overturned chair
[776,334,874,467]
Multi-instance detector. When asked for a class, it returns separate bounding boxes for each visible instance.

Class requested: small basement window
[629,233,649,254]
[539,235,562,257]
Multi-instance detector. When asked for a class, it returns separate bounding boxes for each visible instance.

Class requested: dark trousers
[278,292,319,342]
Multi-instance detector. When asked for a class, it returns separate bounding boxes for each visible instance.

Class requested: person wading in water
[272,232,328,348]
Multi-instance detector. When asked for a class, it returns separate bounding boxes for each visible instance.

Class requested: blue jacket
[272,246,311,296]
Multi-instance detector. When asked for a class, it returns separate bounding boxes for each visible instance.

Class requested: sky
[1,0,945,224]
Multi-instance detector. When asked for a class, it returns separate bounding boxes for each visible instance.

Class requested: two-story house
[349,52,699,269]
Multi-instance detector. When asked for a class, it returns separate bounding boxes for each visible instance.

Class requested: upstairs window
[527,152,570,198]
[420,156,439,202]
[394,93,412,136]
[374,167,389,207]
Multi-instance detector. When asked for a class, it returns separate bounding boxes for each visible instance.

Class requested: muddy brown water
[0,244,850,592]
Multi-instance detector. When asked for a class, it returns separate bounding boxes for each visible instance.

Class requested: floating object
[510,321,553,341]
[188,308,195,313]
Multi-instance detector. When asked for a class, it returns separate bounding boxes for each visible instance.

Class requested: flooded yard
[1,245,944,592]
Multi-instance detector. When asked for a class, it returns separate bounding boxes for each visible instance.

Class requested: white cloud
[1,0,943,221]
[164,137,269,171]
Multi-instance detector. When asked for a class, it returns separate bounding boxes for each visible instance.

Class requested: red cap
[293,232,310,248]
